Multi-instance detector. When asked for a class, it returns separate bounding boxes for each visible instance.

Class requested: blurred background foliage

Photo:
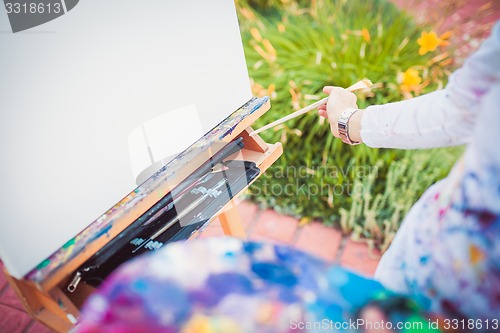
[235,0,464,251]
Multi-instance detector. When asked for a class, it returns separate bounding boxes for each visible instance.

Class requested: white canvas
[0,0,251,278]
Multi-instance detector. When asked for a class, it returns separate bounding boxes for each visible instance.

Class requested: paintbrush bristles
[249,79,373,137]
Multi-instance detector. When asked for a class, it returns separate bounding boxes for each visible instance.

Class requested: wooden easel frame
[3,99,282,332]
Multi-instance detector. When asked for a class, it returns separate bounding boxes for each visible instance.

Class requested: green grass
[236,0,462,250]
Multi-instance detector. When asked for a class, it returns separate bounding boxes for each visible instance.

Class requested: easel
[3,99,282,332]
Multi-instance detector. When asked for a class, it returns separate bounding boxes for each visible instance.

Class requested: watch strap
[338,107,360,145]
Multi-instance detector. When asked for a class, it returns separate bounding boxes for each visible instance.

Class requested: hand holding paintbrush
[249,79,372,137]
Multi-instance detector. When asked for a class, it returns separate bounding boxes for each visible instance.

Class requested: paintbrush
[249,79,372,137]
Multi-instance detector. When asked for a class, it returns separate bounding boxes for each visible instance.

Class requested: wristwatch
[338,107,360,145]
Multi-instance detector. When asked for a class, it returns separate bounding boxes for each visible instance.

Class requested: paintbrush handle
[249,79,372,137]
[250,98,328,137]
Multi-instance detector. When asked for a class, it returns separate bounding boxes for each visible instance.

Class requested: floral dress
[367,23,500,321]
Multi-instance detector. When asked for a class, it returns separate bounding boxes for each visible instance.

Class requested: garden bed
[236,0,464,251]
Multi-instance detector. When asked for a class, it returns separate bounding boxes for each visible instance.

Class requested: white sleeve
[360,21,500,149]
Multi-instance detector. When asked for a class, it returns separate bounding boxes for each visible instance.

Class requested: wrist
[348,109,363,143]
[337,108,363,145]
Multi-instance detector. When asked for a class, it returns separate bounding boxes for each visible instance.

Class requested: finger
[328,88,358,108]
[318,109,328,118]
[318,105,327,111]
[324,86,344,95]
[326,87,346,112]
[330,122,339,138]
[328,86,346,97]
[323,86,334,94]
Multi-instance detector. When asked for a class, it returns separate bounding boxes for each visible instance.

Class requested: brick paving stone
[247,233,290,247]
[197,228,221,239]
[199,201,259,239]
[197,218,225,239]
[250,209,298,244]
[198,225,226,238]
[294,222,342,263]
[0,304,32,333]
[236,200,259,229]
[27,320,54,333]
[340,239,381,277]
[0,287,26,312]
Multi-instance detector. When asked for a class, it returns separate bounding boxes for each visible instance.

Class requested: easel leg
[3,270,74,333]
[218,200,247,239]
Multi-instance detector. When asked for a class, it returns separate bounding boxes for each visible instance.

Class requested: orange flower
[439,31,452,46]
[239,7,255,21]
[299,217,311,227]
[400,68,422,92]
[267,83,277,99]
[417,31,443,55]
[277,23,286,33]
[267,83,275,95]
[440,31,452,40]
[251,81,266,97]
[361,28,371,42]
[262,39,277,58]
[250,28,262,42]
[253,44,271,62]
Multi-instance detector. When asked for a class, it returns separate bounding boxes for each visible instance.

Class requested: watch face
[338,108,359,145]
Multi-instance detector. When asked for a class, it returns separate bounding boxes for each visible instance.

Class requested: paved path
[199,200,381,276]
